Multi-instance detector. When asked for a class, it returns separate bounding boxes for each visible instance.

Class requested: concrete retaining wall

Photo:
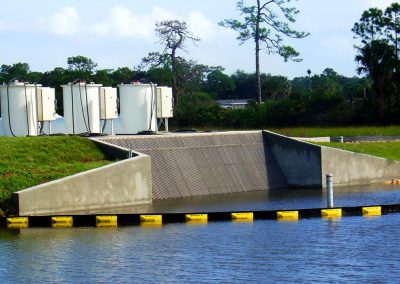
[101,131,288,199]
[13,147,152,216]
[321,146,400,187]
[263,131,322,188]
[263,130,400,188]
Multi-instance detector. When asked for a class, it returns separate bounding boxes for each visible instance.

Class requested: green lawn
[172,125,400,138]
[269,126,400,137]
[0,136,113,215]
[315,141,400,161]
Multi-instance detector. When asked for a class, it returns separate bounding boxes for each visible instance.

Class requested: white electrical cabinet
[156,87,173,118]
[37,87,55,122]
[100,87,118,120]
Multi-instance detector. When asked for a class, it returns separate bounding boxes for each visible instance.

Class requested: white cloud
[44,6,80,36]
[40,5,218,40]
[368,0,397,9]
[187,11,218,40]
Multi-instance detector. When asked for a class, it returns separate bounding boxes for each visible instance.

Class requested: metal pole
[49,121,52,135]
[326,174,334,208]
[111,119,114,135]
[165,118,169,132]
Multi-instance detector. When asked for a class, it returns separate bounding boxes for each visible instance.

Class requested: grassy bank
[0,136,113,215]
[172,125,400,138]
[315,141,400,161]
[269,126,400,137]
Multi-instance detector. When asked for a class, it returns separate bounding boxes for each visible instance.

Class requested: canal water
[1,184,400,283]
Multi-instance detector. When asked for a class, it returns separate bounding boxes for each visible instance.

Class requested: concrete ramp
[101,131,287,199]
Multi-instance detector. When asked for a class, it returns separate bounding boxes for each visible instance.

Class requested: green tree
[353,3,400,120]
[0,62,30,82]
[141,20,200,105]
[206,69,236,99]
[67,55,98,81]
[220,0,309,104]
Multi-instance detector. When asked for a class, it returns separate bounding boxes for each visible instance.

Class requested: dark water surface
[1,184,400,283]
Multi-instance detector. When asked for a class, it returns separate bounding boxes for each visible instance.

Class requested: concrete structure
[12,130,400,216]
[263,130,400,188]
[263,131,322,188]
[101,131,287,199]
[321,146,400,187]
[13,144,152,216]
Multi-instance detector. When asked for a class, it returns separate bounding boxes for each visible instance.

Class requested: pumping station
[0,79,173,137]
[1,79,400,221]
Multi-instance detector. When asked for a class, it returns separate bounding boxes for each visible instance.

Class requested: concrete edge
[105,130,263,139]
[13,138,153,216]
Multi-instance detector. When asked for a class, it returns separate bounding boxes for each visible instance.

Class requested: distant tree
[220,0,309,104]
[206,69,236,99]
[262,74,291,99]
[111,67,138,84]
[93,69,115,86]
[67,55,98,81]
[0,62,30,82]
[140,20,200,105]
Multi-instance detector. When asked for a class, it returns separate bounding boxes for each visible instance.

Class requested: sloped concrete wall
[263,131,322,188]
[14,150,152,216]
[102,131,288,199]
[321,146,400,187]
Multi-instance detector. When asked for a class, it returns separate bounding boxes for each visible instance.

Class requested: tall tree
[141,20,200,105]
[353,3,400,119]
[220,0,309,104]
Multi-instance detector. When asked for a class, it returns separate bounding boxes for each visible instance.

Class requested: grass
[0,136,113,215]
[269,126,400,137]
[171,125,400,138]
[315,141,400,161]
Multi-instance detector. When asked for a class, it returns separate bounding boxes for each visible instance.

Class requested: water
[0,216,400,283]
[1,185,400,283]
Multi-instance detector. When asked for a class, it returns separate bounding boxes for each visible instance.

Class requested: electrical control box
[100,87,118,120]
[156,87,173,118]
[37,87,55,121]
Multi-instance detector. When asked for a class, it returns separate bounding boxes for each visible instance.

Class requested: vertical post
[49,121,52,135]
[340,136,344,143]
[326,174,334,208]
[165,118,169,132]
[128,150,133,159]
[110,119,114,135]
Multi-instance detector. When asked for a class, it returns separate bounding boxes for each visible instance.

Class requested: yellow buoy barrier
[51,216,73,228]
[321,208,342,218]
[7,217,28,229]
[96,215,117,227]
[185,214,208,222]
[277,211,299,221]
[231,212,254,222]
[362,206,381,216]
[384,179,400,184]
[140,215,162,225]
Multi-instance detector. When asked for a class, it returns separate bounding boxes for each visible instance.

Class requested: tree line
[0,1,398,129]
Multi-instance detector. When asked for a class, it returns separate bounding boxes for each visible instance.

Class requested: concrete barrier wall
[101,131,288,199]
[14,151,152,216]
[263,131,322,188]
[321,146,400,187]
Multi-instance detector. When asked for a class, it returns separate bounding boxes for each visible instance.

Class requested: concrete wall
[321,146,400,187]
[101,131,288,199]
[14,150,152,216]
[263,131,322,188]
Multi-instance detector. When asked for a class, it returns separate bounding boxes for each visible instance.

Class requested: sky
[0,0,398,79]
